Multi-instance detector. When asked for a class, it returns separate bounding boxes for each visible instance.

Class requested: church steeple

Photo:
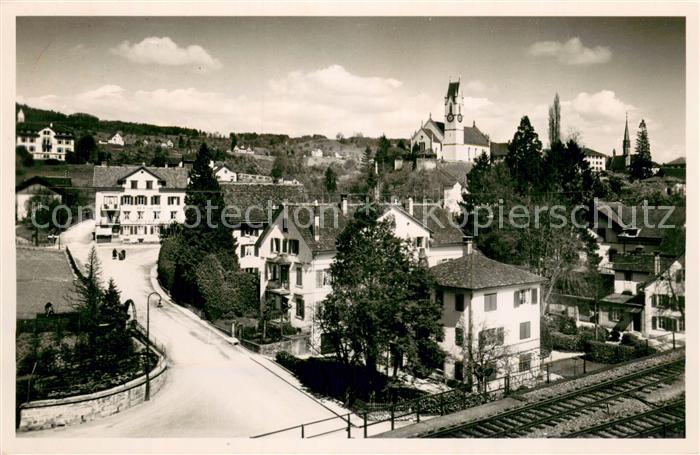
[622,113,631,157]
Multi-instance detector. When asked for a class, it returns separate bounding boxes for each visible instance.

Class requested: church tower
[443,78,464,160]
[622,113,631,166]
[17,108,25,123]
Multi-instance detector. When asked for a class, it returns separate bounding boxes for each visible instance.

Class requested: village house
[106,133,125,147]
[15,176,72,221]
[410,79,491,163]
[583,147,607,172]
[641,256,685,338]
[252,197,466,350]
[93,165,188,243]
[430,239,545,387]
[16,121,75,161]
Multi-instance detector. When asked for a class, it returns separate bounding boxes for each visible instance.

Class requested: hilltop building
[16,122,74,161]
[410,79,491,163]
[583,148,607,172]
[607,114,634,172]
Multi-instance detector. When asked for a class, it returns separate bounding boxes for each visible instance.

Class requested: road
[24,220,349,438]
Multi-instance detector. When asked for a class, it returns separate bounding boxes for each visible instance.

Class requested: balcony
[99,217,120,226]
[266,280,290,295]
[102,203,119,211]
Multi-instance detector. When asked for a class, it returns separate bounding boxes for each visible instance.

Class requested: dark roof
[93,165,189,189]
[463,125,489,147]
[490,142,509,158]
[435,122,445,134]
[607,155,630,171]
[612,253,674,274]
[430,253,545,290]
[16,176,72,193]
[221,183,307,224]
[16,122,74,138]
[601,293,642,306]
[583,147,607,158]
[446,81,460,101]
[16,248,76,319]
[595,201,686,240]
[412,204,464,246]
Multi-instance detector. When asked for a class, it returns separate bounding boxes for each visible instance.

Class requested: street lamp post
[145,292,161,401]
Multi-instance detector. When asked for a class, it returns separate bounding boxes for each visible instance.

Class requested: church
[410,79,491,163]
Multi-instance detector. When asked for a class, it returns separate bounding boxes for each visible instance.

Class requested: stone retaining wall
[18,355,167,432]
[241,334,310,358]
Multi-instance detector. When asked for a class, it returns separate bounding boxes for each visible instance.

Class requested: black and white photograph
[1,3,697,453]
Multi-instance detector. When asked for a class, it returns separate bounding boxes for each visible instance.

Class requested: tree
[505,116,545,195]
[463,323,513,394]
[75,135,97,164]
[72,247,104,347]
[548,93,561,147]
[317,206,444,392]
[151,147,168,167]
[375,134,391,173]
[101,278,129,332]
[271,155,285,182]
[229,132,238,151]
[324,166,337,193]
[630,119,653,180]
[178,135,185,148]
[16,145,33,167]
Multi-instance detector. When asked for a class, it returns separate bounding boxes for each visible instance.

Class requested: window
[282,239,289,253]
[290,239,300,255]
[168,196,180,205]
[415,237,424,248]
[608,308,621,321]
[519,321,531,340]
[131,180,138,189]
[170,211,176,220]
[485,361,498,381]
[272,238,281,253]
[137,211,144,220]
[479,327,504,346]
[151,195,161,205]
[242,227,259,237]
[295,297,305,319]
[316,270,329,288]
[436,289,444,306]
[153,211,160,220]
[135,195,147,205]
[624,271,633,281]
[519,354,531,373]
[455,293,464,312]
[485,293,497,312]
[531,288,539,305]
[454,361,464,381]
[241,245,254,257]
[121,195,133,205]
[455,327,464,346]
[123,211,130,220]
[296,265,303,287]
[146,180,153,189]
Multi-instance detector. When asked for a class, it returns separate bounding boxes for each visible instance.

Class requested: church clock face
[457,114,463,123]
[446,113,454,122]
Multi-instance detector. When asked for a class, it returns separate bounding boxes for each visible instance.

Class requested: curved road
[24,221,348,438]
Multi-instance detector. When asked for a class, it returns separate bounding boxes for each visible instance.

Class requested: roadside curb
[148,265,241,347]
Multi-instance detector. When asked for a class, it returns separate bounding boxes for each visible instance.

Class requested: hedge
[551,332,581,352]
[584,340,656,364]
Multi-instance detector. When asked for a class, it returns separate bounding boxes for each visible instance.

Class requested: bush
[157,238,179,291]
[585,340,656,364]
[577,326,609,347]
[540,317,553,356]
[609,328,621,342]
[558,316,578,335]
[551,332,580,352]
[620,332,639,346]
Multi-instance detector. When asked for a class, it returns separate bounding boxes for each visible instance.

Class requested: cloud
[110,37,222,71]
[528,37,612,65]
[462,80,488,93]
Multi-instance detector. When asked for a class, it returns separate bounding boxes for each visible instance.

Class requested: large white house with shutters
[430,244,545,387]
[93,165,188,243]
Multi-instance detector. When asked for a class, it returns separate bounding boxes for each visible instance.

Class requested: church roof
[463,125,489,147]
[446,81,460,102]
[490,142,509,158]
[607,155,630,172]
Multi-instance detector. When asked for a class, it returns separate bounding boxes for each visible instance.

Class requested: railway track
[423,358,684,438]
[562,398,685,438]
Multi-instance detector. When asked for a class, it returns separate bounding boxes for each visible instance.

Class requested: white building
[93,165,188,243]
[161,139,174,149]
[310,148,323,158]
[410,80,491,163]
[16,123,74,161]
[430,243,544,387]
[107,133,125,146]
[642,256,685,338]
[17,108,25,123]
[15,176,70,221]
[253,198,465,349]
[583,147,607,172]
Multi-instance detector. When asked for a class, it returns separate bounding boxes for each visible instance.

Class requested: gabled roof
[490,142,508,158]
[430,253,545,290]
[412,204,464,246]
[583,147,607,158]
[595,201,685,240]
[463,125,489,147]
[93,165,188,189]
[16,122,74,138]
[612,253,674,274]
[16,176,72,194]
[607,155,630,171]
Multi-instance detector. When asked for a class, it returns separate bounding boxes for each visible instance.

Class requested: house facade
[93,165,188,243]
[107,133,125,146]
[15,176,71,221]
[16,123,74,161]
[583,148,607,172]
[430,244,544,388]
[641,256,685,338]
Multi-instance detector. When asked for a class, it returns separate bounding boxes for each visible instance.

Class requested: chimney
[462,235,474,256]
[340,194,348,216]
[313,201,320,242]
[654,252,661,275]
[407,197,414,216]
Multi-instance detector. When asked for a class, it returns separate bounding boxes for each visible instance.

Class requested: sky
[16,17,685,162]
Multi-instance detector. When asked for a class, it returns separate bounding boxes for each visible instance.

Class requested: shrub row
[551,332,581,352]
[585,340,656,364]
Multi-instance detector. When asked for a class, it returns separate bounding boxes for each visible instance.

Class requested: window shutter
[651,316,657,330]
[514,291,520,308]
[651,295,657,307]
[531,288,538,304]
